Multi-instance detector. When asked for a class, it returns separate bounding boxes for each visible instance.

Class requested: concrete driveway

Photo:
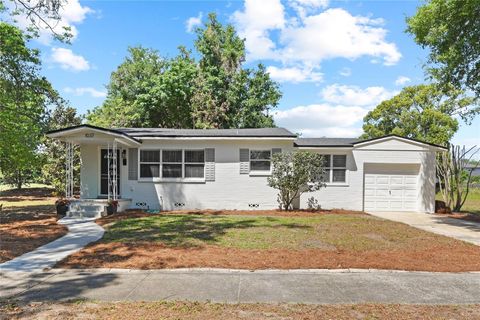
[368,211,480,246]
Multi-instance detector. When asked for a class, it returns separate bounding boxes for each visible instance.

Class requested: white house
[47,124,446,217]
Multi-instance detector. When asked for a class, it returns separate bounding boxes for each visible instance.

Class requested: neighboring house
[47,125,446,216]
[466,165,480,177]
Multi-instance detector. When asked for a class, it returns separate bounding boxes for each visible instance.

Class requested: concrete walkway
[0,218,104,272]
[368,211,480,246]
[1,268,479,304]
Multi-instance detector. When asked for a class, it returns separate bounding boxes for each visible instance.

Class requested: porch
[46,124,142,217]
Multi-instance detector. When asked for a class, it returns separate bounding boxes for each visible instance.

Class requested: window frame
[138,148,206,182]
[249,149,272,175]
[322,154,348,185]
[139,149,161,179]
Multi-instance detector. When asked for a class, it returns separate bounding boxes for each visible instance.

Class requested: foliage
[42,104,82,195]
[361,84,476,145]
[0,0,71,42]
[407,0,480,98]
[88,13,281,129]
[268,152,327,211]
[0,22,58,189]
[437,145,479,212]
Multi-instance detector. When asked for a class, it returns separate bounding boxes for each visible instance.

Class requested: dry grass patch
[2,300,480,320]
[0,205,67,263]
[58,211,480,271]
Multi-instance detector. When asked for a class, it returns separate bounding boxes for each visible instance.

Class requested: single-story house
[47,124,446,217]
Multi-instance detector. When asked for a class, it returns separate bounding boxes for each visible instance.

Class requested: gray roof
[294,137,360,147]
[116,127,297,138]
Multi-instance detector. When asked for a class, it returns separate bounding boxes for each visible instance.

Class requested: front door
[100,149,120,196]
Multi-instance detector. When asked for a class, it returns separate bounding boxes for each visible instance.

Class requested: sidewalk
[368,211,480,246]
[0,218,104,272]
[2,268,480,304]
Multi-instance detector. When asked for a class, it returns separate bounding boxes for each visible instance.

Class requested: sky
[12,0,480,147]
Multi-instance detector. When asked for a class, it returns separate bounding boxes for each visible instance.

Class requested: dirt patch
[0,187,56,203]
[2,301,480,320]
[0,205,68,263]
[97,209,365,226]
[58,240,480,272]
[435,212,480,223]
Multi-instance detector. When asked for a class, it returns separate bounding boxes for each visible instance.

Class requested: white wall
[79,137,437,212]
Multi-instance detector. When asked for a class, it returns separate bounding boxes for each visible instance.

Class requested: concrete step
[66,211,102,219]
[69,205,105,213]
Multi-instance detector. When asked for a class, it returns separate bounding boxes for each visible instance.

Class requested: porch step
[69,204,105,213]
[66,211,102,219]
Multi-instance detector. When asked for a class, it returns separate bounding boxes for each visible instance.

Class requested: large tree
[407,0,480,97]
[0,22,58,189]
[88,13,281,129]
[361,84,476,145]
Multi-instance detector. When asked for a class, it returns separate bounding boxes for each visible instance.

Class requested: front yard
[58,210,480,272]
[0,187,66,263]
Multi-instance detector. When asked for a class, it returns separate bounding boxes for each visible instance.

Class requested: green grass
[102,214,455,251]
[436,187,480,215]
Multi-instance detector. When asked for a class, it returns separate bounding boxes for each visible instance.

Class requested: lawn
[2,300,479,320]
[59,210,480,272]
[0,186,66,263]
[463,187,480,215]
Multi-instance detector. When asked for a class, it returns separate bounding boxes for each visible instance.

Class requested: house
[47,124,446,217]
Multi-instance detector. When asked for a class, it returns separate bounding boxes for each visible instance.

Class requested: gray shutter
[239,148,250,174]
[205,148,215,181]
[272,148,282,156]
[128,148,138,180]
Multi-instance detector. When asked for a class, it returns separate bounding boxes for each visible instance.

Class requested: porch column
[65,141,74,198]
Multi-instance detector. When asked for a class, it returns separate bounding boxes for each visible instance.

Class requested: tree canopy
[0,22,58,188]
[88,13,281,129]
[407,0,480,97]
[361,84,476,146]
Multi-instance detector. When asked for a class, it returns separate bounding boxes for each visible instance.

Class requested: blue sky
[20,0,479,146]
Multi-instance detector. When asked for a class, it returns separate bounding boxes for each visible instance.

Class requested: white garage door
[364,164,419,212]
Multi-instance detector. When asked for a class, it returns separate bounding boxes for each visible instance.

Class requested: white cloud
[267,65,322,83]
[186,12,203,33]
[232,0,286,61]
[339,67,351,77]
[64,87,106,98]
[232,2,401,83]
[320,84,397,107]
[51,48,90,71]
[395,76,411,86]
[8,0,94,44]
[273,103,367,137]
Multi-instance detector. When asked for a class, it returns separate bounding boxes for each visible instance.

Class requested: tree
[0,22,58,189]
[88,13,281,129]
[0,0,72,42]
[437,145,479,212]
[42,103,83,195]
[361,84,476,145]
[268,152,327,211]
[406,0,480,97]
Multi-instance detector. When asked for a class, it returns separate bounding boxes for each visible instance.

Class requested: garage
[364,163,420,212]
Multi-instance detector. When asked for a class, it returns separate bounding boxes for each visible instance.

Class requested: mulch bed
[97,209,365,226]
[0,206,68,263]
[58,240,480,272]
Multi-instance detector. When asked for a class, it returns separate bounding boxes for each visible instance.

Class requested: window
[139,149,206,179]
[140,150,160,178]
[185,150,205,178]
[250,150,271,171]
[322,154,347,183]
[162,150,182,178]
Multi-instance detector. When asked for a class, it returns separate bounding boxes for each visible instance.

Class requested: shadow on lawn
[103,214,312,248]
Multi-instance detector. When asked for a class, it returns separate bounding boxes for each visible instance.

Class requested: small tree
[437,144,479,212]
[268,152,327,211]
